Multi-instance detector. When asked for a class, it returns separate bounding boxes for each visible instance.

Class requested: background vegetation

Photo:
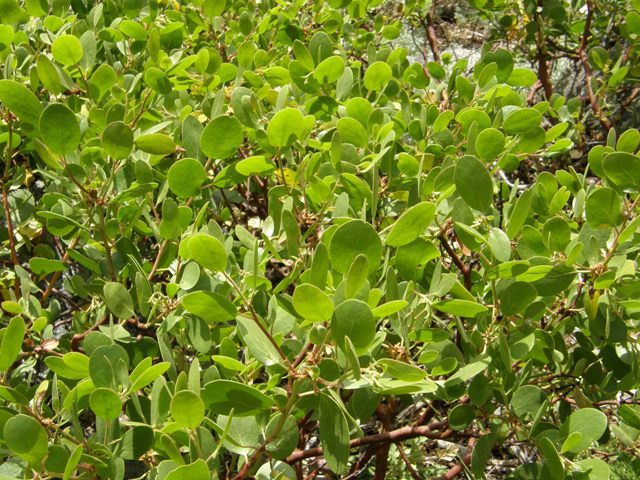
[0,0,640,478]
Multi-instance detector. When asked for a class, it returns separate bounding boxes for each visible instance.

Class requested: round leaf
[475,128,505,162]
[180,233,227,272]
[3,414,48,464]
[89,388,122,420]
[292,283,334,322]
[167,158,207,198]
[40,103,81,156]
[560,408,608,452]
[103,282,135,320]
[102,121,133,160]
[52,34,83,66]
[328,220,382,274]
[267,108,305,148]
[331,299,376,350]
[603,152,640,190]
[200,115,243,159]
[511,385,547,419]
[503,108,542,134]
[170,390,205,429]
[455,155,493,211]
[181,290,236,323]
[363,61,392,91]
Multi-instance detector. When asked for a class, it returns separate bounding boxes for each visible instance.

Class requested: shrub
[0,1,639,479]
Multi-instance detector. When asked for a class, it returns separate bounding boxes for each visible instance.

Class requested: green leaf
[331,299,376,350]
[449,404,475,431]
[503,108,542,134]
[181,290,236,323]
[487,227,511,262]
[0,316,25,371]
[319,393,349,474]
[202,380,274,416]
[102,121,133,160]
[511,385,547,419]
[292,283,334,322]
[507,68,538,87]
[165,460,210,480]
[103,282,135,320]
[267,107,305,148]
[507,187,533,239]
[265,414,298,460]
[363,61,392,91]
[29,257,67,275]
[144,67,172,94]
[89,388,122,420]
[235,155,275,176]
[500,282,537,316]
[455,155,493,211]
[619,404,640,430]
[40,103,81,156]
[574,458,610,480]
[616,128,640,153]
[167,158,207,198]
[180,233,227,272]
[560,408,607,453]
[236,315,282,366]
[44,352,90,379]
[471,434,495,477]
[313,55,345,83]
[372,300,408,317]
[385,202,436,247]
[603,152,640,190]
[36,54,63,94]
[328,219,382,274]
[200,115,243,159]
[0,79,43,126]
[3,414,48,464]
[537,437,564,480]
[586,187,622,228]
[378,358,426,381]
[170,390,204,429]
[129,360,170,393]
[135,133,176,155]
[475,128,505,162]
[51,34,83,66]
[336,117,367,148]
[1,300,22,315]
[432,299,488,317]
[63,445,83,480]
[344,254,369,299]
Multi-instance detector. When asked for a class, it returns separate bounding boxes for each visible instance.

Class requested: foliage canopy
[1,0,640,479]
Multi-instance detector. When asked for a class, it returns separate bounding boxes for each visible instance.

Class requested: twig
[395,442,424,480]
[438,232,472,290]
[41,237,80,303]
[534,0,553,98]
[578,0,611,131]
[286,420,449,464]
[434,437,476,480]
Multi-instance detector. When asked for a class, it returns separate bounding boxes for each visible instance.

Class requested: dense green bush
[0,0,639,479]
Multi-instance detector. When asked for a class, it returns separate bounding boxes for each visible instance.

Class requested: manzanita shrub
[0,0,639,479]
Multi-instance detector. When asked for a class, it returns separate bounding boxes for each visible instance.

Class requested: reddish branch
[2,186,18,268]
[434,437,476,480]
[286,420,449,464]
[41,237,80,302]
[426,0,440,62]
[534,0,553,98]
[578,0,611,131]
[438,233,472,290]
